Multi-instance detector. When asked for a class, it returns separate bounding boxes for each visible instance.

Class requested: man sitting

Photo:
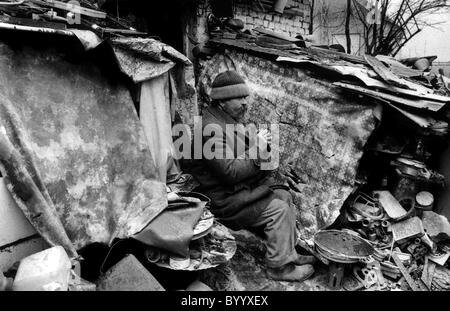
[190,70,315,282]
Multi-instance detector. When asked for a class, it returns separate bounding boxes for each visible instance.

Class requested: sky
[396,9,450,61]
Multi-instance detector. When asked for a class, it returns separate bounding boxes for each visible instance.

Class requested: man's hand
[257,129,272,161]
[281,163,307,193]
[257,129,272,145]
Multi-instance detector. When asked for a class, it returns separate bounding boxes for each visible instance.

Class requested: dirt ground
[201,230,334,291]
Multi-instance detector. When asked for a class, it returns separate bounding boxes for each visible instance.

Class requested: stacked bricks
[234,0,310,37]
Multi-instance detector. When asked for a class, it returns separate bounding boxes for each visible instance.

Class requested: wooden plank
[334,82,447,112]
[365,55,411,89]
[254,26,302,42]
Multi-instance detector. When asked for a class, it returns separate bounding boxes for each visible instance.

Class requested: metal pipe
[0,0,25,5]
[0,22,75,36]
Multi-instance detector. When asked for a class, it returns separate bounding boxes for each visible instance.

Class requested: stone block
[97,254,165,291]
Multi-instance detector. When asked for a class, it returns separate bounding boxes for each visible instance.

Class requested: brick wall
[185,0,311,59]
[233,0,311,38]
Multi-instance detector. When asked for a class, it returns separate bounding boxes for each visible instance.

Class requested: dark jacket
[190,106,273,218]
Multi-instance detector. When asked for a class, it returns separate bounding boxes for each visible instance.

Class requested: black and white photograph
[0,0,450,303]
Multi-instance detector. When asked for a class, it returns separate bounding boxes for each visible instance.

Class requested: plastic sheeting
[198,50,377,244]
[140,73,174,182]
[0,42,168,257]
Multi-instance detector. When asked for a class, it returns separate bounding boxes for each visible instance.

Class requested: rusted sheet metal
[0,41,167,256]
[209,38,312,62]
[365,55,412,89]
[376,55,424,78]
[334,82,447,112]
[198,50,377,242]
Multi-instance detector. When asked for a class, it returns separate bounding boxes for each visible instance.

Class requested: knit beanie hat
[210,70,250,101]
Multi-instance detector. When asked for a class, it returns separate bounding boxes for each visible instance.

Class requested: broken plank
[374,191,407,220]
[334,82,447,112]
[365,55,411,89]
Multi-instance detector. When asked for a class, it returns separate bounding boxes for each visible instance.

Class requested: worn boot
[293,254,317,265]
[267,263,315,282]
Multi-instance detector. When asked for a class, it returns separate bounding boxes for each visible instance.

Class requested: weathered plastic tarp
[198,50,377,244]
[0,42,168,257]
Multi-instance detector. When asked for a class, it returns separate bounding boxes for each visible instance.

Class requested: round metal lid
[314,230,375,262]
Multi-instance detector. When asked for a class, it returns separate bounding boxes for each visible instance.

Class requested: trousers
[216,189,298,268]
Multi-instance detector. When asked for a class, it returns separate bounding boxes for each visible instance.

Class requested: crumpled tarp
[0,42,168,257]
[198,50,377,244]
[111,37,191,83]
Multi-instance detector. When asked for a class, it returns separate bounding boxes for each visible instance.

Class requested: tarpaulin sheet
[0,42,167,257]
[111,37,192,83]
[198,50,377,243]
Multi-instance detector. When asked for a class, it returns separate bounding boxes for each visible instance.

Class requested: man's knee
[273,189,293,205]
[268,198,294,219]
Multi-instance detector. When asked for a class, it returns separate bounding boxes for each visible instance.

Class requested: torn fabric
[0,42,167,256]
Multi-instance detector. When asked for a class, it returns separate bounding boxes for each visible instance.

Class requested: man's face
[221,96,249,122]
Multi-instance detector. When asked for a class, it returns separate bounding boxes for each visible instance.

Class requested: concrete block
[12,246,71,291]
[97,254,165,291]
